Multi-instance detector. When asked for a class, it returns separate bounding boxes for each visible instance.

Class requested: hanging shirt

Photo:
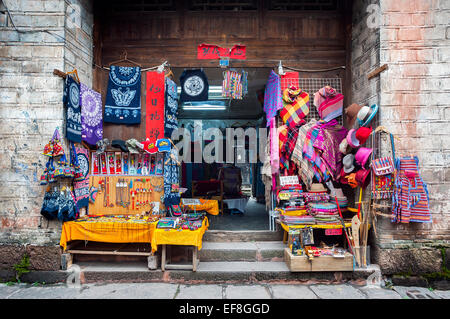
[104,65,141,124]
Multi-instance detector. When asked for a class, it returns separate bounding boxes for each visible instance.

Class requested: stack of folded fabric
[307,202,339,218]
[277,185,303,201]
[280,214,316,225]
[304,183,329,203]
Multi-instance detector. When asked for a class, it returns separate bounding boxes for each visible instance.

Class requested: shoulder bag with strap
[371,132,396,199]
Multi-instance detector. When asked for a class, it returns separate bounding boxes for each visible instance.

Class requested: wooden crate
[284,248,354,272]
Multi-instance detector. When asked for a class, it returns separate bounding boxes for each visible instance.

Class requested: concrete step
[199,241,285,262]
[203,230,284,242]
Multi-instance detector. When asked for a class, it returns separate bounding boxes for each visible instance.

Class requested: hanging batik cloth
[104,65,141,124]
[80,83,103,146]
[71,145,90,209]
[179,69,209,103]
[392,156,431,223]
[63,75,82,143]
[263,70,283,126]
[163,148,180,208]
[164,77,178,139]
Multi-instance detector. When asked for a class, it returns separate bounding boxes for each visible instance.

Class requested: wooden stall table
[59,215,158,268]
[279,221,353,244]
[151,217,209,272]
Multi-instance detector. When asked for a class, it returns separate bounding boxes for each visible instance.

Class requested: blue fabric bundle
[104,65,141,124]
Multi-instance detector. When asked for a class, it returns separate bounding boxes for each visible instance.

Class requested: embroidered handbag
[40,158,56,185]
[371,133,395,199]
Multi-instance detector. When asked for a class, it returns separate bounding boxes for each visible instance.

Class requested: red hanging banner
[197,43,246,60]
[145,71,165,145]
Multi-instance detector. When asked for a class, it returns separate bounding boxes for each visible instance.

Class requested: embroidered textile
[104,65,141,124]
[80,83,103,145]
[392,157,431,223]
[63,75,82,142]
[164,77,178,139]
[263,70,283,126]
[179,69,209,103]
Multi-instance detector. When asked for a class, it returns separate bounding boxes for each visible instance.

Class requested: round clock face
[183,75,205,97]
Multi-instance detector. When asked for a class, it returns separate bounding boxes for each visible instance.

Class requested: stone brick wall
[351,0,450,275]
[0,0,93,270]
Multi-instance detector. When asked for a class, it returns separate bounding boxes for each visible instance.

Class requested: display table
[181,199,219,216]
[60,215,157,251]
[280,221,352,244]
[222,197,249,213]
[151,217,209,272]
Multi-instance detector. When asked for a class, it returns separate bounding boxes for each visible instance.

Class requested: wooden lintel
[367,64,388,80]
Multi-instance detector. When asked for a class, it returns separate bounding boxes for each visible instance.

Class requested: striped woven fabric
[313,86,344,122]
[392,157,431,223]
[303,124,331,182]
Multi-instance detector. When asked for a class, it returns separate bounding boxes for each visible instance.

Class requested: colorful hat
[156,138,171,152]
[356,104,379,128]
[141,138,158,154]
[280,86,310,129]
[344,103,363,128]
[339,168,349,185]
[345,172,358,188]
[346,129,360,148]
[355,147,373,167]
[355,168,371,189]
[343,154,355,174]
[125,138,143,154]
[313,86,344,122]
[339,138,352,154]
[355,126,372,145]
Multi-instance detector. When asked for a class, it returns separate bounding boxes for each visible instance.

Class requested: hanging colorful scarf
[392,156,431,223]
[104,65,141,124]
[222,70,243,100]
[164,77,178,139]
[63,75,82,142]
[280,86,309,129]
[264,70,283,126]
[292,119,317,190]
[80,83,103,146]
[313,86,344,122]
[303,122,331,182]
[146,71,165,144]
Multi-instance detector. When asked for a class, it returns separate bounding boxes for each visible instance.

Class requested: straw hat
[309,183,327,193]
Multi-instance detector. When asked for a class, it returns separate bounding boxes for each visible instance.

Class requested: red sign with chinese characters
[197,43,246,60]
[145,71,165,144]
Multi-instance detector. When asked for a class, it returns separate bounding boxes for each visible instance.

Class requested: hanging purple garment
[264,70,283,126]
[80,83,103,146]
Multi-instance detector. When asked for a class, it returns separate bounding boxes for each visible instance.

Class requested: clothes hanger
[108,50,143,68]
[66,69,80,84]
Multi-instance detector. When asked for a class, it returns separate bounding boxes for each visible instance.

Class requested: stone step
[199,241,285,262]
[70,261,377,284]
[203,230,284,242]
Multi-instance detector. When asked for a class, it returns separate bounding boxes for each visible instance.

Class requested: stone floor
[1,282,448,299]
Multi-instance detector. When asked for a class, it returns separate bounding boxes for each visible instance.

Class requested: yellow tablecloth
[151,217,209,253]
[182,199,219,216]
[60,216,157,251]
[280,222,352,233]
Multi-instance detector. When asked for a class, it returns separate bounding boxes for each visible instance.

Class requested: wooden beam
[53,69,67,79]
[66,249,152,256]
[367,64,388,80]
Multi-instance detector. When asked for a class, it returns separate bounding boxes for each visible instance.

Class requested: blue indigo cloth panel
[104,65,141,124]
[80,83,103,145]
[263,70,283,126]
[63,75,82,142]
[163,148,180,207]
[179,69,209,103]
[165,77,178,139]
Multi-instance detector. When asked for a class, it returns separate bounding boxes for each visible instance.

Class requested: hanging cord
[94,61,170,73]
[282,65,346,73]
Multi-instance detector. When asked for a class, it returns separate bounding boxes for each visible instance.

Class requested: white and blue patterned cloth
[164,77,178,139]
[104,65,141,124]
[63,75,82,142]
[163,148,180,208]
